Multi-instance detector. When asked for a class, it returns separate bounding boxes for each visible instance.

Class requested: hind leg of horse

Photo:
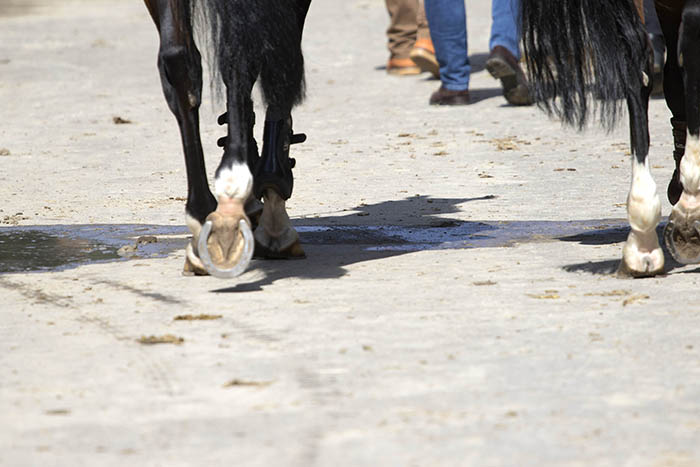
[145,0,232,276]
[655,0,686,204]
[253,111,306,259]
[252,4,309,259]
[664,0,700,263]
[621,46,665,276]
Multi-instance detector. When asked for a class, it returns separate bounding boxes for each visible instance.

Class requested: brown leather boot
[387,57,421,76]
[667,118,687,205]
[485,46,533,106]
[410,38,439,78]
[429,86,470,105]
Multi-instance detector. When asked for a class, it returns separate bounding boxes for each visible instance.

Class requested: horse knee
[158,45,202,110]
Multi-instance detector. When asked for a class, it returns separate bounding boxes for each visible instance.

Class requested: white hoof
[620,229,664,277]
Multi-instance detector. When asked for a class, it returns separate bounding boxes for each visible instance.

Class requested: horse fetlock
[626,191,661,234]
[679,135,700,195]
[214,163,253,201]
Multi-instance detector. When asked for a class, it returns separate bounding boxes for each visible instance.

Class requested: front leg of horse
[185,163,255,278]
[665,134,700,264]
[663,3,700,264]
[620,65,664,277]
[622,158,664,276]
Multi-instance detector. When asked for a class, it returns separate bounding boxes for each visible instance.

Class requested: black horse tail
[520,0,648,130]
[189,0,305,110]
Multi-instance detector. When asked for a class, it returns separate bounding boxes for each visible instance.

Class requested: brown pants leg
[386,0,419,59]
[416,0,431,42]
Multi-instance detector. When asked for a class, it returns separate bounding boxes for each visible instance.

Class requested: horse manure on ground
[473,280,497,286]
[112,116,132,124]
[173,314,222,321]
[137,334,184,345]
[223,379,273,388]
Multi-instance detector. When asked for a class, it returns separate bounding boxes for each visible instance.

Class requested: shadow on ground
[558,222,700,276]
[2,195,695,285]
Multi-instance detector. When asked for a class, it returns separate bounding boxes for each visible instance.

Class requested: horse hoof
[663,219,700,264]
[616,256,663,278]
[197,212,254,278]
[183,254,209,276]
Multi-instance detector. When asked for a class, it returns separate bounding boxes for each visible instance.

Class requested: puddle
[0,219,632,274]
[297,219,631,251]
[0,224,187,274]
[0,230,119,273]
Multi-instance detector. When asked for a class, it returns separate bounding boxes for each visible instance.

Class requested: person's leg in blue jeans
[485,0,532,105]
[490,0,521,59]
[424,0,471,105]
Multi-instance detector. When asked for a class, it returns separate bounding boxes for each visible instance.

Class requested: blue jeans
[424,0,521,91]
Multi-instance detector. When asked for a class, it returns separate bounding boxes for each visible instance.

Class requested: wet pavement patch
[0,224,187,274]
[297,219,631,251]
[0,229,119,273]
[0,219,633,274]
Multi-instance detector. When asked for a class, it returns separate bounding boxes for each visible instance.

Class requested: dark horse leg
[664,0,700,263]
[145,0,252,278]
[656,0,686,204]
[521,0,665,275]
[145,0,311,277]
[197,0,310,265]
[251,0,310,259]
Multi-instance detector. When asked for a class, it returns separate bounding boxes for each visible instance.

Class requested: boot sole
[485,57,532,106]
[409,48,439,78]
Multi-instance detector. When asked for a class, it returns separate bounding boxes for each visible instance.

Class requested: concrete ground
[0,1,698,466]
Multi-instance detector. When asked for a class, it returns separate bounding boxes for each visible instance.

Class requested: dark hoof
[667,169,683,205]
[664,219,700,264]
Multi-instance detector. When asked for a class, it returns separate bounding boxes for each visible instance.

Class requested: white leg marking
[214,162,253,200]
[185,212,202,239]
[623,156,664,275]
[185,212,206,271]
[680,135,700,196]
[667,134,700,264]
[672,134,700,213]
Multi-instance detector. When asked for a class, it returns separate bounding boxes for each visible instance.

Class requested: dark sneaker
[429,86,470,105]
[485,45,533,106]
